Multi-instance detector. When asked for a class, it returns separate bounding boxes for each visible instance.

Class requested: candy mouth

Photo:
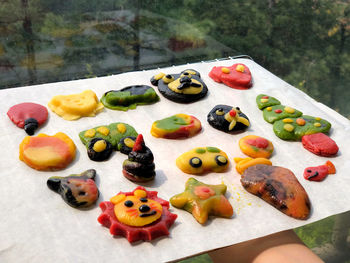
[140,210,157,217]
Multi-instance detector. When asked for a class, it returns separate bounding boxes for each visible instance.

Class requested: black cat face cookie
[207,105,250,133]
[150,69,208,103]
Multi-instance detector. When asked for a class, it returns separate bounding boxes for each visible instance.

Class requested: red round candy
[274,109,282,113]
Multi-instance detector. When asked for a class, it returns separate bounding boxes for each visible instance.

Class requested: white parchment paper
[0,59,349,263]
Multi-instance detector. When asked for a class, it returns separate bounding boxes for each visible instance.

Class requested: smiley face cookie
[150,69,208,103]
[151,113,202,139]
[209,63,252,90]
[47,169,99,208]
[176,147,229,175]
[98,187,177,242]
[207,105,250,133]
[239,135,274,158]
[100,85,159,111]
[170,178,233,224]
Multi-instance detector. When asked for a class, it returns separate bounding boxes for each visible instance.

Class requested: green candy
[101,85,159,111]
[263,105,303,123]
[79,122,138,150]
[256,94,281,110]
[273,115,331,141]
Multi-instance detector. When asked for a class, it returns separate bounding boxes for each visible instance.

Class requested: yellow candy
[153,72,165,80]
[221,67,230,74]
[284,106,295,114]
[282,118,294,123]
[96,126,109,136]
[260,98,269,103]
[236,64,245,72]
[93,140,107,152]
[117,123,126,134]
[315,117,321,121]
[134,189,147,198]
[84,129,96,138]
[314,122,321,127]
[124,138,135,148]
[48,90,104,120]
[266,107,272,111]
[284,124,295,132]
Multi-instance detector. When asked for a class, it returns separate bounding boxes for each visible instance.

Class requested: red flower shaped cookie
[239,135,274,159]
[98,187,177,243]
[209,63,252,90]
[302,133,339,157]
[19,132,76,171]
[7,102,48,135]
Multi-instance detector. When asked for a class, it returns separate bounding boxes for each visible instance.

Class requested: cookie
[303,161,336,182]
[79,122,138,150]
[47,169,99,208]
[239,135,274,158]
[87,138,113,161]
[122,134,156,182]
[263,105,302,123]
[273,115,331,141]
[150,69,208,103]
[176,146,229,175]
[207,105,250,133]
[100,85,159,111]
[234,157,272,175]
[19,132,76,171]
[256,94,281,110]
[241,164,311,219]
[301,133,339,156]
[7,102,48,135]
[209,63,252,89]
[170,178,233,224]
[151,113,201,139]
[98,187,177,242]
[48,90,104,120]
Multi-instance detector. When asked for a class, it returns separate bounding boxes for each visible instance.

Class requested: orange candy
[239,135,274,159]
[19,132,76,171]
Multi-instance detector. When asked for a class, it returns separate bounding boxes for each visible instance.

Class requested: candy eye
[124,200,134,207]
[162,74,174,84]
[140,198,148,202]
[215,108,225,115]
[190,157,202,168]
[235,107,241,113]
[215,155,228,166]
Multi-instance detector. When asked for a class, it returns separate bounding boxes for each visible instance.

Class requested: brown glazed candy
[241,164,311,220]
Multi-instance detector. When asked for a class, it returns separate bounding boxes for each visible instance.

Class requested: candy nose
[229,110,237,117]
[139,204,150,213]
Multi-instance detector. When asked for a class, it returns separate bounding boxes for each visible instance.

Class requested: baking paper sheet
[0,59,349,263]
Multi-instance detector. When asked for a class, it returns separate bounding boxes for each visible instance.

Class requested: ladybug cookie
[7,102,48,135]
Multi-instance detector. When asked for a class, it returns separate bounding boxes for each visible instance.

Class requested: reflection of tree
[22,0,37,84]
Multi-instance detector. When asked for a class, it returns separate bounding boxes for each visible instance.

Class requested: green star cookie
[256,94,281,110]
[273,115,331,141]
[170,178,233,224]
[263,105,303,123]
